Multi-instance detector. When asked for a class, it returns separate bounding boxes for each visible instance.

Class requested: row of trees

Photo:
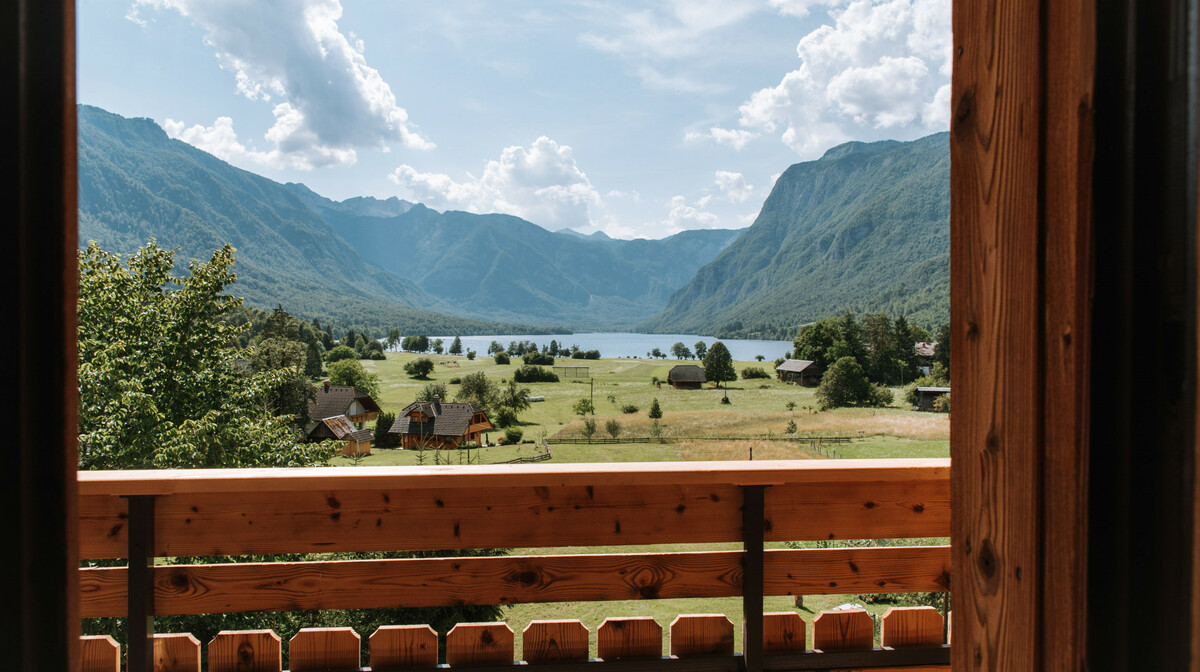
[395,334,466,356]
[793,312,949,387]
[649,341,710,360]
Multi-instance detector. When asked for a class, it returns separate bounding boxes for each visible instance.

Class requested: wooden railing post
[741,485,766,672]
[123,495,156,672]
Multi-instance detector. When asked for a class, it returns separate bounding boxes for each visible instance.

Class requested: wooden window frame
[5,0,1198,669]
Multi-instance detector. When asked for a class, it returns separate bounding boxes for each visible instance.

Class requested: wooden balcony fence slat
[445,623,515,667]
[152,633,201,672]
[78,546,949,618]
[880,607,943,648]
[758,613,805,653]
[207,629,281,672]
[596,618,663,660]
[668,615,735,656]
[812,610,874,652]
[287,628,359,671]
[522,620,590,663]
[79,477,948,560]
[80,635,120,672]
[368,625,439,669]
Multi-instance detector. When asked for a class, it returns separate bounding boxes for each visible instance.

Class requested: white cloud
[388,137,606,233]
[636,66,726,95]
[731,0,951,157]
[136,0,432,169]
[685,127,758,150]
[662,195,720,234]
[714,171,754,203]
[579,0,759,61]
[769,0,847,18]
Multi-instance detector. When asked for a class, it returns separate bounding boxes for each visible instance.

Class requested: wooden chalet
[388,399,493,449]
[307,415,373,456]
[914,386,951,412]
[307,382,381,430]
[775,359,822,386]
[666,364,706,389]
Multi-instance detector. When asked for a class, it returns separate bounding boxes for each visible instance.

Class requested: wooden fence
[80,607,949,671]
[77,459,950,672]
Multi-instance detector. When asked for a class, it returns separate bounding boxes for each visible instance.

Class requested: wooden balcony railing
[78,459,951,672]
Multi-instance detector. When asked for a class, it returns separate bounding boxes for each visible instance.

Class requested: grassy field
[331,351,949,650]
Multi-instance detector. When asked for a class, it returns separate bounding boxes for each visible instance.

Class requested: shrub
[513,365,559,383]
[494,352,511,365]
[466,350,476,360]
[584,349,601,359]
[449,377,462,385]
[573,398,595,416]
[416,381,448,403]
[932,394,951,413]
[741,366,770,380]
[494,408,517,428]
[785,419,797,434]
[650,376,660,386]
[604,419,622,440]
[647,398,663,419]
[374,411,399,447]
[871,384,895,407]
[816,357,892,410]
[622,404,639,414]
[325,345,357,362]
[571,351,586,359]
[523,352,554,366]
[368,350,386,360]
[505,427,524,444]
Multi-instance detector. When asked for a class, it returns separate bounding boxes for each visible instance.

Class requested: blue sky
[78,0,950,239]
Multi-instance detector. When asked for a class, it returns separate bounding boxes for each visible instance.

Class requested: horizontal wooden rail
[79,460,949,559]
[80,546,949,617]
[80,609,950,672]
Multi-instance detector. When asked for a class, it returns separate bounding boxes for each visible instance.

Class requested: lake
[429,332,794,362]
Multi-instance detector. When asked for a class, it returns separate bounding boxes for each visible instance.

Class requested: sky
[78,0,951,240]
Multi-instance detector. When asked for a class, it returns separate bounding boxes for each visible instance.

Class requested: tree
[648,398,663,419]
[671,342,693,359]
[304,341,325,378]
[327,359,380,398]
[793,318,840,370]
[488,340,504,355]
[415,335,430,353]
[494,351,511,364]
[416,381,448,402]
[455,372,498,412]
[77,241,333,470]
[605,419,622,440]
[694,341,708,360]
[404,357,435,379]
[326,345,357,362]
[449,336,463,355]
[573,398,595,416]
[500,378,532,417]
[933,323,951,375]
[251,337,315,424]
[581,418,597,443]
[387,328,401,351]
[703,341,737,399]
[650,347,665,359]
[814,356,890,410]
[374,411,399,448]
[431,338,445,355]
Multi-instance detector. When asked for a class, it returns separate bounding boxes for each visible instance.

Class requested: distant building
[389,398,494,449]
[776,359,823,386]
[667,364,707,389]
[307,415,374,456]
[915,386,951,412]
[303,382,382,455]
[914,341,938,375]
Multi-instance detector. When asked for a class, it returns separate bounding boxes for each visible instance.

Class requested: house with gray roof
[303,382,382,453]
[389,398,494,449]
[667,364,706,389]
[307,415,374,456]
[776,359,823,386]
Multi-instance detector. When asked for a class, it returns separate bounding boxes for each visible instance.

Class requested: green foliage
[671,342,693,359]
[815,357,888,410]
[455,372,498,412]
[431,338,444,355]
[494,352,511,365]
[327,359,380,398]
[466,350,476,360]
[622,404,639,414]
[902,362,950,406]
[77,241,334,470]
[605,419,623,440]
[573,398,596,416]
[416,381,448,403]
[404,357,435,379]
[693,341,708,360]
[741,366,770,380]
[449,336,463,355]
[494,409,517,428]
[374,411,399,448]
[523,351,555,365]
[785,419,797,434]
[641,133,949,337]
[304,341,325,378]
[932,394,951,413]
[504,427,524,444]
[513,366,559,383]
[581,418,597,441]
[934,323,951,374]
[499,379,533,420]
[251,337,316,424]
[325,345,357,363]
[702,341,737,388]
[648,398,663,419]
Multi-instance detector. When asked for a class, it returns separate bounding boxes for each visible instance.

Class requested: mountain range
[641,133,950,339]
[77,104,949,338]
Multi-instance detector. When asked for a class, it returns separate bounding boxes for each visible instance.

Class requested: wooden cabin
[388,399,493,449]
[666,364,706,389]
[914,386,951,412]
[775,359,822,386]
[306,414,373,456]
[307,382,381,429]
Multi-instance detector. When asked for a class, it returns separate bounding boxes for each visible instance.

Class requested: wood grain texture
[669,615,734,656]
[951,0,1043,668]
[152,633,199,672]
[880,607,943,647]
[521,620,589,663]
[79,546,949,617]
[76,460,950,496]
[80,635,119,672]
[78,473,949,560]
[1042,2,1094,671]
[759,612,806,653]
[287,628,360,672]
[445,623,514,667]
[207,630,281,672]
[812,610,873,652]
[596,618,662,659]
[368,625,438,669]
